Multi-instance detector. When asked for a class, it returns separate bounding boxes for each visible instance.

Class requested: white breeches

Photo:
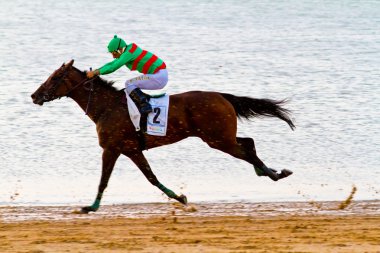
[125,69,168,94]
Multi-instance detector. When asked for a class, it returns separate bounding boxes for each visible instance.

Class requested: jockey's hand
[86,69,99,79]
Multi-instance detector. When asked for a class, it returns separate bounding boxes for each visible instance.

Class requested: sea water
[0,0,379,206]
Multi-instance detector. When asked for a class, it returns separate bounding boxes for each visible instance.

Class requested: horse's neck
[68,83,120,123]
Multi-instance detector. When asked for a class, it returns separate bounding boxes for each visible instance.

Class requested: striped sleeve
[99,51,134,75]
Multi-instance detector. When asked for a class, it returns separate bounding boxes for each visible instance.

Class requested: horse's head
[31,59,79,105]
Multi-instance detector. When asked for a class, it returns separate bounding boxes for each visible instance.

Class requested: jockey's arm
[97,51,134,75]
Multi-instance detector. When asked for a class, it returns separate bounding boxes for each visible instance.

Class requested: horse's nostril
[31,94,36,99]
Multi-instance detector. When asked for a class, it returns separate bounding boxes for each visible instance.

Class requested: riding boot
[129,88,152,115]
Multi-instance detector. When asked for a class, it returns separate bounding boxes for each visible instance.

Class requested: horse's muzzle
[31,92,46,105]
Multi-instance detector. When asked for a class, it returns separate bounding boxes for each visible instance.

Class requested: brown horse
[31,60,295,213]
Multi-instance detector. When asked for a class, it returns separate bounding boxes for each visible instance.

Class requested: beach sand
[1,201,379,253]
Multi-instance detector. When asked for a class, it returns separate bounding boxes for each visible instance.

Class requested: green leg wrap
[254,165,266,176]
[90,193,102,210]
[157,183,178,199]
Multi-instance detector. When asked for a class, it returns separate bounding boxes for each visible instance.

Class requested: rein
[45,68,96,115]
[66,77,96,115]
[65,77,93,96]
[84,80,95,115]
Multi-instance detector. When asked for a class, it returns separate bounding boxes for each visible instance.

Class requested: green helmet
[107,35,127,52]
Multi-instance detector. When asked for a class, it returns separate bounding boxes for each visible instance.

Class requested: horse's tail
[220,93,295,130]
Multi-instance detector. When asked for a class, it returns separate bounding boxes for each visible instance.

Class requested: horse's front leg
[81,148,120,213]
[127,152,187,205]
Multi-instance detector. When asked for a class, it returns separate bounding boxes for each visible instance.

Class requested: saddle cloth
[126,93,170,136]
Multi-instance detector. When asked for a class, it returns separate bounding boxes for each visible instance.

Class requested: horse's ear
[66,59,74,67]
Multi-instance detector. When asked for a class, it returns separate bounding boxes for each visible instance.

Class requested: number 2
[153,107,161,124]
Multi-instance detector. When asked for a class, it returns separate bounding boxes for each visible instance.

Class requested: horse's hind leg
[236,137,273,175]
[127,152,187,205]
[236,137,293,181]
[203,135,291,181]
[236,137,268,175]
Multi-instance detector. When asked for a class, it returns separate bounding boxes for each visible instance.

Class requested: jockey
[86,35,168,115]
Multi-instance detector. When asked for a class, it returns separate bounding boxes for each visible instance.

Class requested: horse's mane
[72,66,120,92]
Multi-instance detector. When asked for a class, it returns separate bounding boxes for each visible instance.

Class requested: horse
[31,60,295,213]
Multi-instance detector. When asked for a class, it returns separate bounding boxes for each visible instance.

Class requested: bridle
[42,70,70,102]
[42,67,96,115]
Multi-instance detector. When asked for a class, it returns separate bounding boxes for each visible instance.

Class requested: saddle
[121,91,167,133]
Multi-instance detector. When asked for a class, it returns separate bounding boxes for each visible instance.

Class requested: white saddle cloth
[126,93,170,136]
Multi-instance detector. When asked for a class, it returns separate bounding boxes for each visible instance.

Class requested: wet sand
[1,200,379,252]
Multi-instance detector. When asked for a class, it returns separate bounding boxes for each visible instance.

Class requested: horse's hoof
[279,169,293,179]
[176,194,188,205]
[262,167,279,181]
[81,206,97,214]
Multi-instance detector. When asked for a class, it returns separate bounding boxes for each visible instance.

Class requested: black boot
[129,88,152,115]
